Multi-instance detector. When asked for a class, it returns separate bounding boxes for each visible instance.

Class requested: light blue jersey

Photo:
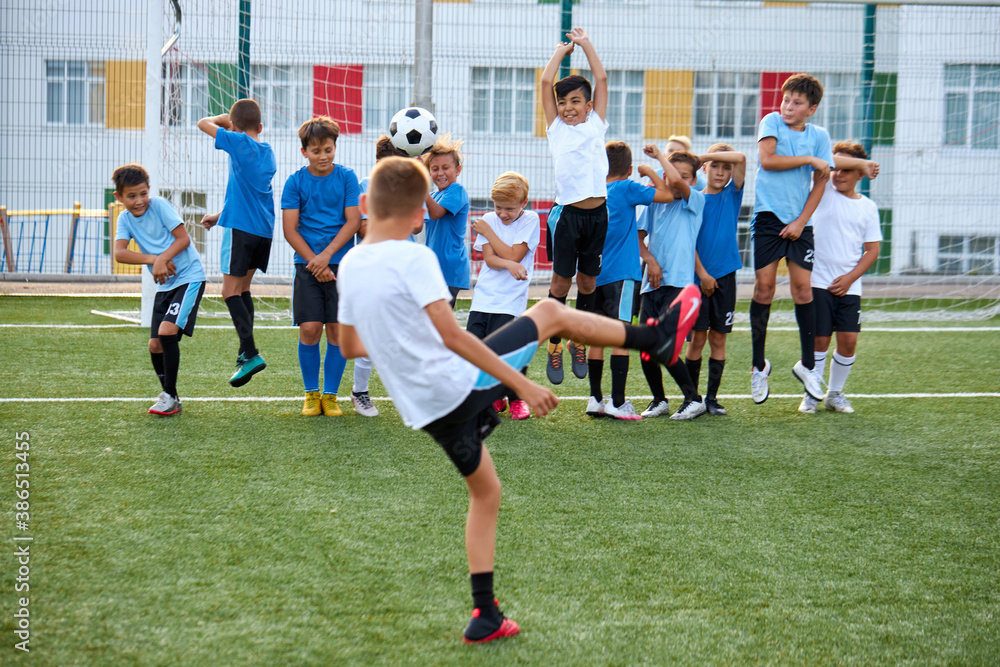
[281,164,359,264]
[115,197,206,292]
[638,189,705,293]
[215,128,277,239]
[425,182,471,290]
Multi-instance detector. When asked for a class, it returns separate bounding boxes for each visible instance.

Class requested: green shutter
[208,63,238,115]
[874,209,892,275]
[873,72,897,146]
[104,188,116,254]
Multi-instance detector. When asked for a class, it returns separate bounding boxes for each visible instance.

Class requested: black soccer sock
[795,301,816,370]
[640,357,665,403]
[610,354,629,408]
[749,300,771,371]
[470,571,495,611]
[150,351,165,389]
[159,334,181,399]
[240,291,254,328]
[621,322,657,350]
[548,291,567,344]
[667,360,701,403]
[707,358,726,400]
[574,289,597,314]
[225,295,257,357]
[588,359,604,401]
[686,356,702,394]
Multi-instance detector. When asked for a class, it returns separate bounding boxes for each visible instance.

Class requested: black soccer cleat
[640,284,701,368]
[462,600,520,644]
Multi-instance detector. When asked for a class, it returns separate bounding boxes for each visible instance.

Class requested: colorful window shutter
[759,72,796,119]
[208,63,238,116]
[644,70,693,140]
[873,72,897,146]
[314,65,362,134]
[105,61,146,129]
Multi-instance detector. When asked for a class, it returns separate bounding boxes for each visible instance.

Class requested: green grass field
[2,296,999,665]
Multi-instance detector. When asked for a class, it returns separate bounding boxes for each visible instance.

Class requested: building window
[250,64,311,130]
[471,67,534,135]
[160,190,207,254]
[937,234,998,274]
[162,62,208,127]
[46,60,104,125]
[580,69,644,137]
[363,65,412,133]
[693,72,758,140]
[944,64,1000,149]
[814,72,861,142]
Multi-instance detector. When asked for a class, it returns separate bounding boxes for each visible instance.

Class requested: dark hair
[229,98,262,131]
[375,135,407,160]
[782,73,824,107]
[368,157,430,221]
[606,141,632,178]
[832,140,868,160]
[298,116,340,149]
[111,163,149,193]
[553,74,592,103]
[668,151,701,176]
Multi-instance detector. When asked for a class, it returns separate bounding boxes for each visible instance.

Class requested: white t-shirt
[470,210,541,317]
[811,180,882,297]
[547,112,609,205]
[338,240,478,429]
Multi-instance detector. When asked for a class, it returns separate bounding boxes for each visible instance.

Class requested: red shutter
[759,72,796,119]
[532,200,554,271]
[313,64,363,134]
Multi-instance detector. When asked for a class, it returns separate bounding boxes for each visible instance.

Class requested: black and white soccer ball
[389,107,439,156]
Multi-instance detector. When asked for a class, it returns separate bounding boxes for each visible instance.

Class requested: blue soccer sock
[323,342,347,396]
[298,341,321,393]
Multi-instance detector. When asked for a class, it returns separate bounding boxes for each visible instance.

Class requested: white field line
[2,393,999,404]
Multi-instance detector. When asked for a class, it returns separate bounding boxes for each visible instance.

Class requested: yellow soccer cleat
[321,393,343,416]
[302,391,322,416]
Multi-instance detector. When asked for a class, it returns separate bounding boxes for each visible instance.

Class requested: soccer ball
[389,107,439,156]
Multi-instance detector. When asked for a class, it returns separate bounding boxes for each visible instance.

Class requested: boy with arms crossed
[198,99,276,387]
[637,148,707,420]
[281,117,361,417]
[423,135,471,309]
[585,141,674,420]
[684,144,746,416]
[112,164,206,416]
[799,141,880,414]
[337,157,700,643]
[749,74,834,405]
[540,27,609,384]
[467,172,541,421]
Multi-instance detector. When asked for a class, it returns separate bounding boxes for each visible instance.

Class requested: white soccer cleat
[751,359,771,404]
[640,398,670,418]
[792,360,825,400]
[603,400,643,421]
[798,394,819,414]
[585,396,606,417]
[148,391,181,416]
[351,391,379,417]
[823,391,855,413]
[670,400,707,421]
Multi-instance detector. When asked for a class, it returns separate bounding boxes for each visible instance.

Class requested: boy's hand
[780,219,807,241]
[864,161,880,180]
[828,275,852,297]
[506,263,528,281]
[517,380,559,417]
[566,27,591,46]
[553,41,574,59]
[200,212,220,230]
[470,218,491,238]
[645,256,663,290]
[307,252,332,277]
[316,266,336,283]
[699,275,717,297]
[811,158,831,180]
[152,256,174,284]
[643,144,662,160]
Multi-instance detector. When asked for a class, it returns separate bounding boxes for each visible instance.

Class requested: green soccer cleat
[230,352,266,387]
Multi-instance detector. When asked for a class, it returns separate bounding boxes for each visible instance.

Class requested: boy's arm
[470,218,528,262]
[482,244,528,281]
[759,138,830,179]
[698,151,747,189]
[338,324,368,359]
[200,212,220,230]
[281,209,330,281]
[832,155,880,180]
[424,193,447,220]
[661,155,692,202]
[425,299,558,415]
[637,230,662,290]
[568,28,607,121]
[311,207,362,274]
[829,241,881,297]
[641,145,677,203]
[540,42,575,127]
[196,113,231,138]
[695,252,716,296]
[113,226,189,284]
[780,169,830,240]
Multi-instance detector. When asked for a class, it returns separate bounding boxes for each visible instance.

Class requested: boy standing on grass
[112,164,206,417]
[799,141,881,414]
[585,141,674,420]
[683,144,746,417]
[197,99,276,388]
[423,135,470,309]
[749,74,834,406]
[637,148,707,421]
[540,27,609,384]
[281,117,361,417]
[336,157,700,643]
[467,172,541,421]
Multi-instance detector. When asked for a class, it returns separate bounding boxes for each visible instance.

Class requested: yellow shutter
[535,68,547,138]
[105,61,146,130]
[644,70,693,140]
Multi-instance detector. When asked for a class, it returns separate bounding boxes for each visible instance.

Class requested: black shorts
[595,279,637,323]
[813,288,862,335]
[467,311,516,339]
[422,317,539,477]
[639,285,683,324]
[151,281,205,338]
[752,211,814,272]
[694,271,737,334]
[222,227,272,276]
[448,286,462,310]
[293,264,339,325]
[549,202,608,279]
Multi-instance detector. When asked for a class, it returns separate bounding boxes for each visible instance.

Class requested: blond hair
[666,135,693,152]
[422,133,463,168]
[367,157,430,221]
[491,172,529,204]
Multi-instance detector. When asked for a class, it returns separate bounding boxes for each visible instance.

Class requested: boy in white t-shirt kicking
[800,140,881,414]
[467,172,541,421]
[337,157,700,644]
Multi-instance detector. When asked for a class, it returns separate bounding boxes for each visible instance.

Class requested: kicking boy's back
[216,126,277,238]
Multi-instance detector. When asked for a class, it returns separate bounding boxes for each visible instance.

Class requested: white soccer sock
[814,350,828,381]
[829,350,855,393]
[353,356,373,394]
